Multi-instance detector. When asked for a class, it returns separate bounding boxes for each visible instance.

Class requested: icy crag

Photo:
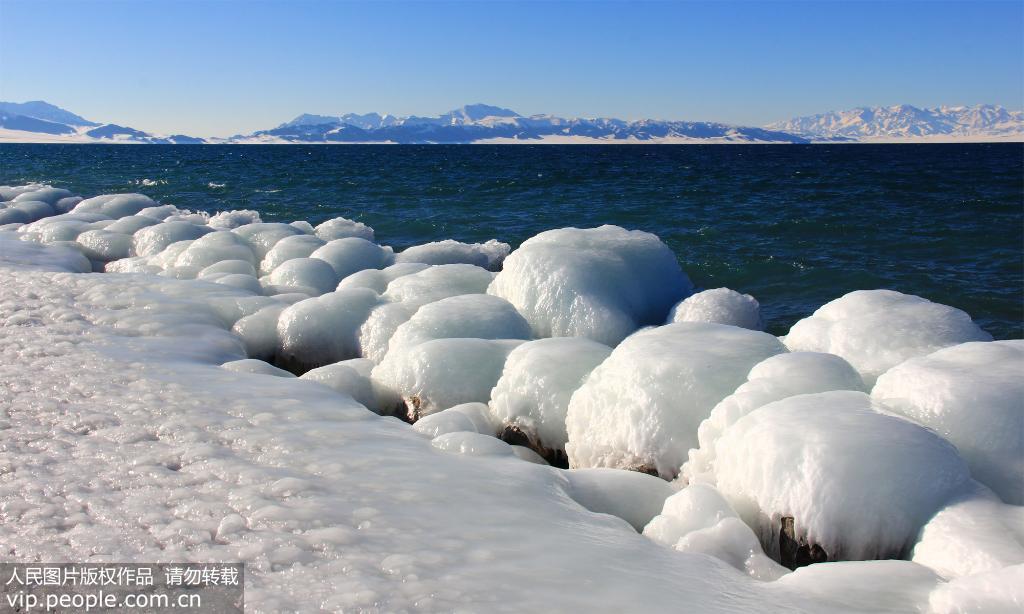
[1,183,1022,612]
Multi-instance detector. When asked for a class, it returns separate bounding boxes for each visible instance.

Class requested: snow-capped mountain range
[1,101,1021,144]
[767,104,1024,142]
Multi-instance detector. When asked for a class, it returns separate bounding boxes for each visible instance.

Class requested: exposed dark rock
[779,516,829,569]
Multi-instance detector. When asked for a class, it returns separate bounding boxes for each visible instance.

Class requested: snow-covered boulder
[912,482,1024,579]
[73,193,157,218]
[132,221,214,257]
[488,337,612,466]
[643,484,787,580]
[872,340,1024,504]
[310,237,394,280]
[104,215,161,235]
[384,294,531,357]
[222,358,296,378]
[174,231,257,269]
[668,288,764,330]
[300,358,378,411]
[712,391,971,567]
[396,239,510,271]
[265,257,339,296]
[198,259,258,279]
[276,288,380,371]
[784,290,991,384]
[682,351,865,484]
[260,234,325,275]
[314,216,374,242]
[488,225,693,346]
[208,209,261,229]
[337,263,429,293]
[565,322,786,479]
[231,304,287,361]
[412,402,497,439]
[372,338,524,421]
[232,222,301,260]
[75,229,133,265]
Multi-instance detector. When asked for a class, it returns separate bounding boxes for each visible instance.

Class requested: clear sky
[1,0,1021,137]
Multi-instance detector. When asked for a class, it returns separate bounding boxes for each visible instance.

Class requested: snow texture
[668,287,764,330]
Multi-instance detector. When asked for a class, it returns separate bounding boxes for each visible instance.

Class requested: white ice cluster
[1,183,1020,612]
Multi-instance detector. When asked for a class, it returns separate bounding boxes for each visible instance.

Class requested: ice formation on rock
[643,484,788,580]
[784,289,992,384]
[873,340,1024,504]
[713,391,971,566]
[668,287,765,330]
[396,238,510,271]
[488,337,612,466]
[682,351,865,484]
[488,225,694,345]
[566,322,786,479]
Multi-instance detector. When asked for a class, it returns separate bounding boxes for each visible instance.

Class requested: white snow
[872,340,1024,504]
[784,289,992,384]
[488,225,694,345]
[712,391,971,562]
[488,337,612,461]
[1,184,1020,613]
[565,322,786,479]
[395,238,510,271]
[314,216,375,242]
[668,287,765,330]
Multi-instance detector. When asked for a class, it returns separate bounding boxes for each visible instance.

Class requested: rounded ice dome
[276,287,380,371]
[872,340,1024,504]
[668,288,764,330]
[260,234,325,275]
[371,337,525,421]
[488,337,612,465]
[395,239,510,271]
[682,351,865,484]
[266,257,339,296]
[488,225,694,346]
[783,289,991,384]
[384,294,532,357]
[132,221,214,257]
[73,193,157,218]
[713,391,971,567]
[314,216,375,242]
[565,322,786,479]
[310,237,394,280]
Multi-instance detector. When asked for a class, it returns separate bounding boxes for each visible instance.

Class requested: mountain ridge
[1,101,1021,144]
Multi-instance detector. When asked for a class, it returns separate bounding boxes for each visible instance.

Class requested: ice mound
[0,200,56,224]
[104,214,161,235]
[358,264,496,362]
[10,185,75,206]
[266,257,339,295]
[566,322,786,479]
[222,358,296,378]
[412,402,497,439]
[337,262,430,293]
[231,304,287,361]
[0,232,90,272]
[73,193,157,218]
[384,294,532,357]
[682,351,865,484]
[314,216,375,242]
[299,358,378,411]
[310,237,394,280]
[713,391,971,566]
[132,221,215,257]
[668,287,764,330]
[208,209,262,229]
[488,337,612,466]
[911,481,1024,579]
[75,229,133,266]
[643,484,787,580]
[873,340,1024,504]
[173,231,257,269]
[276,287,381,371]
[259,234,325,275]
[396,238,510,271]
[232,222,302,260]
[777,560,941,613]
[784,290,992,384]
[565,468,676,532]
[927,564,1024,613]
[198,259,258,279]
[372,338,525,421]
[488,225,693,345]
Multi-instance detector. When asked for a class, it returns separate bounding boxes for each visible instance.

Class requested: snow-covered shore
[1,184,1021,612]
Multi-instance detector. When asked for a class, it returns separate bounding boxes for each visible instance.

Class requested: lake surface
[2,143,1021,338]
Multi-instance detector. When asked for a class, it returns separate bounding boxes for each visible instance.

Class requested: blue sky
[1,0,1021,137]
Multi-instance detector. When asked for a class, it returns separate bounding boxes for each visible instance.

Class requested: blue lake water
[2,143,1021,338]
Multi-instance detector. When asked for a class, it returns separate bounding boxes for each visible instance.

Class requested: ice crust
[1,184,1019,612]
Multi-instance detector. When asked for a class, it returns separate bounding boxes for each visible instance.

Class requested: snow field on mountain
[1,183,1021,612]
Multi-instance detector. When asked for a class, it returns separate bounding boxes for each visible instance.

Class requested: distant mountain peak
[767,104,1023,141]
[0,100,99,127]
